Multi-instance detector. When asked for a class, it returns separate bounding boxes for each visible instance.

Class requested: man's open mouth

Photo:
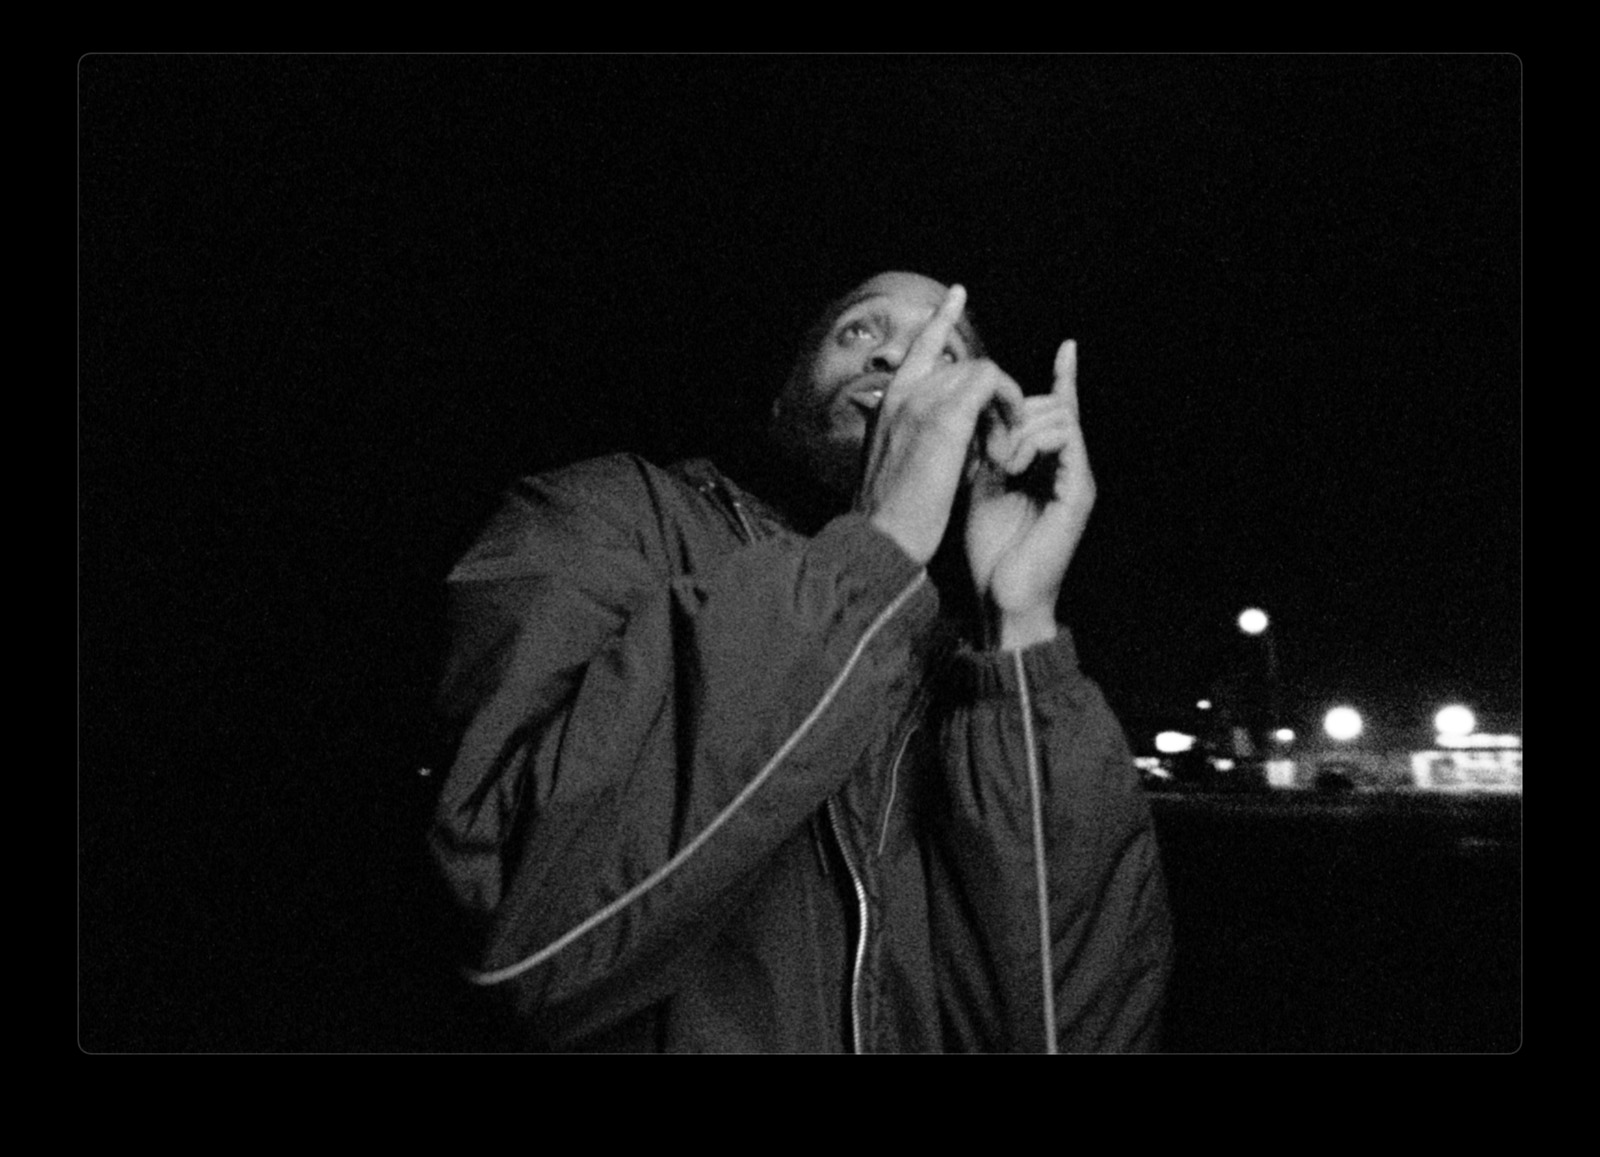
[848,385,887,413]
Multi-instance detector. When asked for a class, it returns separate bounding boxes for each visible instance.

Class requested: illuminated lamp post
[1435,704,1476,742]
[1155,731,1196,755]
[1237,607,1283,737]
[1324,705,1364,743]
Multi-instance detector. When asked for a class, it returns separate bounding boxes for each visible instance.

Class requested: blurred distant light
[1324,706,1363,742]
[1438,733,1521,749]
[1155,731,1196,754]
[1265,759,1296,788]
[1197,699,1212,711]
[1212,758,1236,771]
[1134,756,1173,779]
[1435,704,1476,738]
[1238,608,1269,635]
[1273,728,1295,744]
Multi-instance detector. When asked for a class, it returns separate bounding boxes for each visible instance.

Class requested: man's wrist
[869,510,937,567]
[987,603,1059,652]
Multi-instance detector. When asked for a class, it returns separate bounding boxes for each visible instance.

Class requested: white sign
[1410,749,1522,792]
[1265,759,1296,788]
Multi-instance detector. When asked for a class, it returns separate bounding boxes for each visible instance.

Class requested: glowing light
[1273,728,1295,744]
[1411,749,1522,792]
[1434,704,1476,738]
[1197,699,1212,711]
[1324,706,1363,742]
[1134,757,1173,779]
[1212,758,1236,771]
[1265,759,1296,788]
[1238,608,1269,635]
[1437,733,1521,749]
[1155,731,1196,754]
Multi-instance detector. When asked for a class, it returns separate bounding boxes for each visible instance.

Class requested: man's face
[772,271,978,501]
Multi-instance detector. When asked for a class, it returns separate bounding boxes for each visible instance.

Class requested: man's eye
[839,321,875,343]
[941,346,963,364]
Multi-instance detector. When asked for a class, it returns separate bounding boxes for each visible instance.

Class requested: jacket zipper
[718,470,868,1052]
[715,468,887,1054]
[829,720,918,1053]
[1013,650,1059,1055]
[828,797,869,1054]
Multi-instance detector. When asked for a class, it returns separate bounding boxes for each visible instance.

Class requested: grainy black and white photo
[80,54,1520,1053]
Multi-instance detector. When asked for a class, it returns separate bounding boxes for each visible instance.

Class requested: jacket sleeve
[927,630,1173,1053]
[429,456,939,1044]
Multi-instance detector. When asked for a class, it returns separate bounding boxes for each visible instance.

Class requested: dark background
[80,55,1520,1051]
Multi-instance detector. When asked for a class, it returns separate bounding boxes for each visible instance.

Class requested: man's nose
[867,337,911,373]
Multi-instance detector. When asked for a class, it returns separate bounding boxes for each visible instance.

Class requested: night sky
[80,56,1520,1050]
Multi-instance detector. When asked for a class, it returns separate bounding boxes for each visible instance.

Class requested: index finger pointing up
[1052,339,1079,412]
[901,284,968,379]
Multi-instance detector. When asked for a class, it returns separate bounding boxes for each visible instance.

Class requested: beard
[803,429,867,505]
[768,385,868,508]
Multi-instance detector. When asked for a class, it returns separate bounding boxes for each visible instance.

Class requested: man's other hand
[964,339,1095,650]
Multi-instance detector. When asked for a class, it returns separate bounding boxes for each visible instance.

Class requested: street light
[1324,706,1363,742]
[1155,731,1196,754]
[1236,607,1282,733]
[1435,704,1476,739]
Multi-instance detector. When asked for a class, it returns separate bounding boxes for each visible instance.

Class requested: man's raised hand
[857,286,1025,566]
[964,339,1096,650]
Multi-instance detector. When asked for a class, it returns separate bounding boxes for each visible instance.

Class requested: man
[430,271,1171,1051]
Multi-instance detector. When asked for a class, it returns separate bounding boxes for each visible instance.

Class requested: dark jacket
[430,453,1171,1052]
